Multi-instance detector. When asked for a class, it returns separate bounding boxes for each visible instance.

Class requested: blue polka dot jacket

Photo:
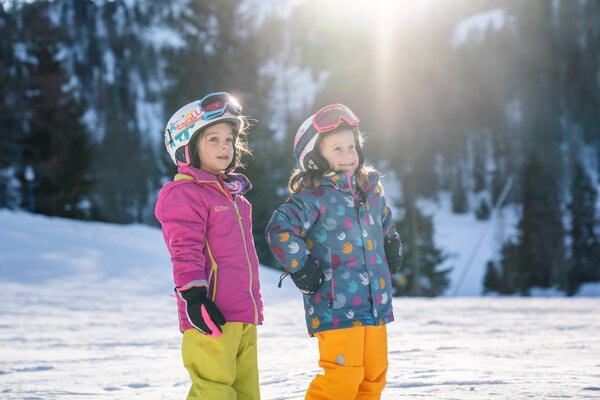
[265,171,399,335]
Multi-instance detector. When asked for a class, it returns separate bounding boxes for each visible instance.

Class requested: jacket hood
[176,165,252,196]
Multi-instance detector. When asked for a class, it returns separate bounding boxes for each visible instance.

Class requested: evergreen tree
[162,2,218,114]
[483,261,500,294]
[451,167,469,214]
[472,133,487,193]
[0,2,23,208]
[12,1,93,218]
[82,0,161,223]
[484,241,520,295]
[567,162,600,294]
[521,154,566,292]
[475,198,491,220]
[497,153,567,295]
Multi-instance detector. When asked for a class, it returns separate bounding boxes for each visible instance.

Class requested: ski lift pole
[452,176,514,296]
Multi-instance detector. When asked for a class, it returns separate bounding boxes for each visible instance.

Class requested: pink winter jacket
[155,166,264,333]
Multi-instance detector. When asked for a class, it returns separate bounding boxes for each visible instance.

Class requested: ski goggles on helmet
[199,92,242,120]
[311,104,360,133]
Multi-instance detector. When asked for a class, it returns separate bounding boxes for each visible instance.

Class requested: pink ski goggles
[311,104,360,133]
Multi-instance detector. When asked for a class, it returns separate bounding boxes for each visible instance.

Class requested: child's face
[319,128,359,173]
[196,122,235,174]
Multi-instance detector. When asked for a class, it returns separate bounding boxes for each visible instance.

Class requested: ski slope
[1,210,599,399]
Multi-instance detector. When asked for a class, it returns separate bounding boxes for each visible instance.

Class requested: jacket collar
[320,171,356,192]
[176,165,252,196]
[319,171,379,196]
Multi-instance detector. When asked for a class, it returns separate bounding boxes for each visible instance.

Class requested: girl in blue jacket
[265,104,403,399]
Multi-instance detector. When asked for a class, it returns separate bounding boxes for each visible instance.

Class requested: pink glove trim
[201,304,223,338]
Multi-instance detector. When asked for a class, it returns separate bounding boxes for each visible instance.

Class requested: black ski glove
[384,233,403,274]
[178,286,226,337]
[291,257,324,295]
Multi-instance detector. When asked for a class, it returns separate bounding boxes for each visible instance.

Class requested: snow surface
[1,210,599,399]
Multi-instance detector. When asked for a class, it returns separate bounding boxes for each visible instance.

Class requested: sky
[1,209,599,399]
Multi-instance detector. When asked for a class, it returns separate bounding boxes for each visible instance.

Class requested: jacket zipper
[350,178,374,315]
[330,240,335,308]
[198,178,259,324]
[232,200,259,324]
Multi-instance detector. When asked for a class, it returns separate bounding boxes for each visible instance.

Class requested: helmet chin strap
[176,145,191,166]
[224,165,238,174]
[226,146,237,171]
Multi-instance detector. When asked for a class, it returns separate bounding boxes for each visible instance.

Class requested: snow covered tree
[0,3,23,208]
[6,1,94,217]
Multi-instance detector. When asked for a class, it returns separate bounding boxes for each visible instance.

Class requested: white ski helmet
[164,92,242,167]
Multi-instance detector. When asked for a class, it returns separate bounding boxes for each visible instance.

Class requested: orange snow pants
[182,322,259,400]
[306,325,388,400]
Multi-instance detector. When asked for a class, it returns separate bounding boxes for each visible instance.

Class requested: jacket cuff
[174,271,208,289]
[176,280,208,291]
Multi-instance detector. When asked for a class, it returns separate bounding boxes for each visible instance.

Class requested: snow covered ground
[1,210,599,399]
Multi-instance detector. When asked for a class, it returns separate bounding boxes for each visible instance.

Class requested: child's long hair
[188,116,252,170]
[288,126,383,195]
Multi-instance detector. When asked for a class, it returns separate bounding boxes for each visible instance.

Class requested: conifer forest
[1,0,599,296]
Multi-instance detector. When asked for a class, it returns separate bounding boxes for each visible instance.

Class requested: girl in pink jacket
[155,92,264,400]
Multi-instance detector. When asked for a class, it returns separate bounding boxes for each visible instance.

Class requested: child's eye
[209,137,218,142]
[226,137,234,142]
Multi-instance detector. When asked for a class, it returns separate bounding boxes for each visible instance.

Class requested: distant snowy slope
[0,210,172,291]
[420,193,520,296]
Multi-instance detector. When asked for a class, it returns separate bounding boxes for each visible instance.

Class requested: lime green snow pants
[182,322,259,400]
